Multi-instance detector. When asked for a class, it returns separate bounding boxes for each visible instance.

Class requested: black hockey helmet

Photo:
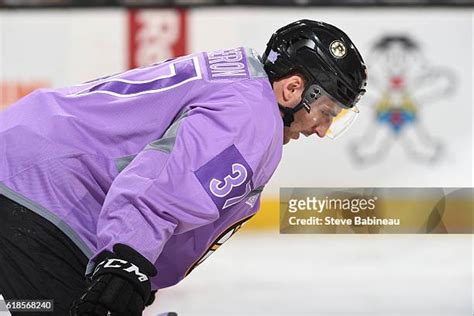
[262,19,367,127]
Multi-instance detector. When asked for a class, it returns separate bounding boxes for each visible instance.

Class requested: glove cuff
[113,244,157,277]
[91,244,157,303]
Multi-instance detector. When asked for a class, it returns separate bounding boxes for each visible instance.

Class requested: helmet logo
[267,50,279,63]
[330,40,347,59]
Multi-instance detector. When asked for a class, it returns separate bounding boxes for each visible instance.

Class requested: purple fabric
[81,59,198,96]
[0,47,283,290]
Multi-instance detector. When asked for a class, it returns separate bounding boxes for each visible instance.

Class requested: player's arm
[71,103,255,315]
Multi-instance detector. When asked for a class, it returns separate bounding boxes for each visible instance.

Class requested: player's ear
[282,75,305,106]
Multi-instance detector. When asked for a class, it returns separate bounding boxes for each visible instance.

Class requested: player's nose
[313,121,331,138]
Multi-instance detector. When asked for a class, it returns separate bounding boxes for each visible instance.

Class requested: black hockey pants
[0,194,88,315]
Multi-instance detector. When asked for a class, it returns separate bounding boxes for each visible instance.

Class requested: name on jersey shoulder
[205,47,250,80]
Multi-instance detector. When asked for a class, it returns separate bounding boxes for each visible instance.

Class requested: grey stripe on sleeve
[245,48,268,79]
[115,154,137,173]
[0,182,94,258]
[115,111,189,172]
[146,110,189,154]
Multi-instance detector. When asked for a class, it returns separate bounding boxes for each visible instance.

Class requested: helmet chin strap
[278,85,316,127]
[278,100,311,127]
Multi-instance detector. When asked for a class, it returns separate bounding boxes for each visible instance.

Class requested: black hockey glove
[70,243,157,316]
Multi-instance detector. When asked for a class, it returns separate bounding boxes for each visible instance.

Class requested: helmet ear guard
[302,85,322,110]
[278,83,320,128]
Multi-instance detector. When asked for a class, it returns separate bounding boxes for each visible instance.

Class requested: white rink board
[145,234,473,316]
[0,10,127,85]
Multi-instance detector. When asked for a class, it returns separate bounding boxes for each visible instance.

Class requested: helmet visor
[326,106,359,139]
[303,84,359,139]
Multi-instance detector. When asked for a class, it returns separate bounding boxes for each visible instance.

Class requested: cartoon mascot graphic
[351,36,455,164]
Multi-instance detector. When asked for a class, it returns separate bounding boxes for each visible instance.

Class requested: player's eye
[321,109,331,118]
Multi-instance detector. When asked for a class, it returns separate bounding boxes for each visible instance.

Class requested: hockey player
[0,20,366,315]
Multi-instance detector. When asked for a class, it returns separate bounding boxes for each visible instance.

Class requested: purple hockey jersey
[0,47,283,289]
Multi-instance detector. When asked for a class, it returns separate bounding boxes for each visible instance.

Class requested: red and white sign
[128,9,187,69]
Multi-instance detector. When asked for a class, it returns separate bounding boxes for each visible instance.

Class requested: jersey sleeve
[93,98,258,265]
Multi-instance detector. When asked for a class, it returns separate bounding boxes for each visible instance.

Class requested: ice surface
[146,233,473,316]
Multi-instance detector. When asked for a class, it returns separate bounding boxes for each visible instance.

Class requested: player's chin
[283,136,291,145]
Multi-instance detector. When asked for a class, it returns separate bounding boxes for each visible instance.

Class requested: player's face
[283,95,342,144]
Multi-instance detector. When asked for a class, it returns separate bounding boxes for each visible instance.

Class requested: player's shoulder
[233,77,281,144]
[230,48,281,149]
[187,47,282,158]
[196,47,269,83]
[216,75,282,171]
[190,75,280,146]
